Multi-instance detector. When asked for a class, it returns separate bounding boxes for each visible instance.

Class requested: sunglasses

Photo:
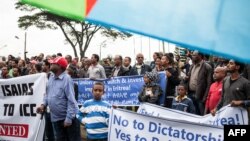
[137,57,143,59]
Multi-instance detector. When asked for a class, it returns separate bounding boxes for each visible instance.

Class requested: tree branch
[66,21,81,46]
[83,26,101,53]
[55,21,78,57]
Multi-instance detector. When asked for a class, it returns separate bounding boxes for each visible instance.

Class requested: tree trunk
[80,51,85,59]
[73,46,78,58]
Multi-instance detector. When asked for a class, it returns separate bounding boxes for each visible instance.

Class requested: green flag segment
[20,0,97,21]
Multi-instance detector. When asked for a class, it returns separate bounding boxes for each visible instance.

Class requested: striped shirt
[77,99,111,139]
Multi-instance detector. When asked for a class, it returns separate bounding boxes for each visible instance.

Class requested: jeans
[165,97,174,108]
[52,118,81,141]
[45,112,54,141]
[188,92,204,115]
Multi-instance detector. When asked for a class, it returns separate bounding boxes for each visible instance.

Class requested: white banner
[109,108,223,141]
[137,103,249,127]
[0,73,47,141]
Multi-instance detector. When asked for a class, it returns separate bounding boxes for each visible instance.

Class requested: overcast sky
[0,0,175,63]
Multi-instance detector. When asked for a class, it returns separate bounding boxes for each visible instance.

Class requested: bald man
[131,53,152,75]
[205,67,226,114]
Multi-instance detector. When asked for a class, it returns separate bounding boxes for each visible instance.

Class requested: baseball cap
[49,57,68,69]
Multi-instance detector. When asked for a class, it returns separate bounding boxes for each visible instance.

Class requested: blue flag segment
[87,0,250,63]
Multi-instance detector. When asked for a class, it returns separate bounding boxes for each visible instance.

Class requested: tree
[15,2,132,58]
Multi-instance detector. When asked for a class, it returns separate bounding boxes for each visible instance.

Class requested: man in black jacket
[131,53,152,75]
[186,51,212,115]
[110,55,129,77]
[123,56,133,76]
[161,54,180,108]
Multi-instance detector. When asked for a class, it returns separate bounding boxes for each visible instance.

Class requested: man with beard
[211,60,250,123]
[37,57,80,141]
[186,51,212,115]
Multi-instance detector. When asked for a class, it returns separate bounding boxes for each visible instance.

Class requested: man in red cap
[37,57,80,141]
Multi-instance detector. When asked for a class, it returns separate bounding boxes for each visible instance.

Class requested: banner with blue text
[137,103,249,127]
[75,73,166,106]
[108,108,223,141]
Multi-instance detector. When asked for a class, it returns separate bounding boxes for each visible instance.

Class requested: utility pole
[158,40,161,52]
[140,36,143,53]
[162,41,165,53]
[24,32,27,60]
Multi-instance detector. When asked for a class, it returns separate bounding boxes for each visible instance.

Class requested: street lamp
[15,32,28,60]
[0,44,7,50]
[100,40,107,59]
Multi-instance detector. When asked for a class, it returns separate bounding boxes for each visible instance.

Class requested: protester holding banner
[205,67,226,114]
[231,100,250,107]
[37,57,80,141]
[138,71,162,105]
[186,51,212,115]
[172,83,195,113]
[76,82,111,141]
[41,60,54,141]
[161,53,180,108]
[211,60,250,124]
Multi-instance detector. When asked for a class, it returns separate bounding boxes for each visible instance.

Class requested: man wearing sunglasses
[131,53,152,76]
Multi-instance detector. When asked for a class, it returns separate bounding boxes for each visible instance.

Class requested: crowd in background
[1,50,250,140]
[0,51,250,114]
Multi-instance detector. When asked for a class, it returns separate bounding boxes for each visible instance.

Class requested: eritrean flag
[21,0,250,63]
[20,0,97,21]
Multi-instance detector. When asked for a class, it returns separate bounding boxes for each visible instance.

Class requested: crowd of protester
[1,50,250,141]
